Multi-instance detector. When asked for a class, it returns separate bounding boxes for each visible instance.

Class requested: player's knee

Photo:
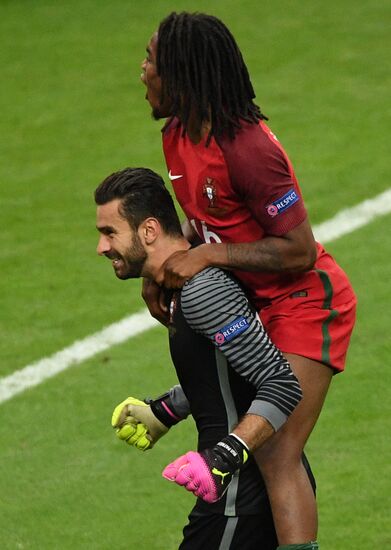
[255,439,303,480]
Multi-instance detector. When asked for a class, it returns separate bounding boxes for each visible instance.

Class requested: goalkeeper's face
[96,200,147,280]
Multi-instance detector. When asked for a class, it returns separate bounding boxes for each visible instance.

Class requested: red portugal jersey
[162,118,342,308]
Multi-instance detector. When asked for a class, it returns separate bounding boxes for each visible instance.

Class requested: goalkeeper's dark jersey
[167,267,303,517]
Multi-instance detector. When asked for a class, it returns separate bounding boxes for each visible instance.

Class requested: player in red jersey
[139,12,356,550]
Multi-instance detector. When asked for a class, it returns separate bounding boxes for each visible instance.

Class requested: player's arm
[161,218,316,288]
[111,385,190,451]
[201,217,316,273]
[163,269,302,501]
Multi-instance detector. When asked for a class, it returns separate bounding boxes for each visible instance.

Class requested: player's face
[141,33,171,119]
[96,199,147,280]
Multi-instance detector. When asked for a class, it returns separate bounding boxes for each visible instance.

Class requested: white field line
[312,188,391,243]
[1,188,391,405]
[0,311,159,404]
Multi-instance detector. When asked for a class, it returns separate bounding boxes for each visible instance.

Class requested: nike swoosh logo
[168,170,183,181]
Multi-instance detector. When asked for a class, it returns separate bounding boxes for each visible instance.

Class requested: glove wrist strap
[147,394,182,428]
[214,434,250,472]
[229,433,250,452]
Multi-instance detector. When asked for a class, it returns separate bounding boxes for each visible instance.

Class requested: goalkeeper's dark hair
[157,11,268,144]
[94,167,182,237]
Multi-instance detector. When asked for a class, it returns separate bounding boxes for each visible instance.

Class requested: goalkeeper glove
[111,393,182,451]
[162,434,249,503]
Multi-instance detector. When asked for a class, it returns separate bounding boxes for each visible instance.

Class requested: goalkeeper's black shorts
[179,508,277,550]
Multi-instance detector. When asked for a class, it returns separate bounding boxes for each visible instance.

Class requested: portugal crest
[203,178,217,208]
[202,178,228,216]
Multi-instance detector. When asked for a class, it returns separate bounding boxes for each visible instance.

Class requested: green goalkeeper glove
[111,393,183,451]
[111,397,168,451]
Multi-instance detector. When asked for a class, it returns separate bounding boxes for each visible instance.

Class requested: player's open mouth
[105,253,123,268]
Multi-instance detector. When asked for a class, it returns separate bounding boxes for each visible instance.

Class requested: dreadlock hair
[94,167,182,237]
[157,11,268,144]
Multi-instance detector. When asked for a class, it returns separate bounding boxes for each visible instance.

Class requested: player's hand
[142,278,169,326]
[162,435,248,503]
[112,397,169,451]
[157,246,209,289]
[114,419,151,451]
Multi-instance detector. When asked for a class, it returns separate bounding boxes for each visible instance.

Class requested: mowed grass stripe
[0,311,159,404]
[1,187,390,405]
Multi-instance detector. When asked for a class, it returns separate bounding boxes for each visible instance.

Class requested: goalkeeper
[95,167,316,550]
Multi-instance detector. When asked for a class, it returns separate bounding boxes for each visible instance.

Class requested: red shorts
[260,257,357,373]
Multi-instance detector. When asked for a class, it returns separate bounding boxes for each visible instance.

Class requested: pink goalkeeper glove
[162,434,249,503]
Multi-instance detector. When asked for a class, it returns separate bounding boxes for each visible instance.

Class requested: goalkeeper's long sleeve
[181,268,302,431]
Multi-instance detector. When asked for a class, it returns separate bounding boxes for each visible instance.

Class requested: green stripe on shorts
[315,269,338,365]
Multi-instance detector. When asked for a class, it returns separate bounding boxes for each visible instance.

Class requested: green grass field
[1,1,390,548]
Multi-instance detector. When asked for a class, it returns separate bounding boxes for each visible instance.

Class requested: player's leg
[254,354,333,546]
[255,264,356,546]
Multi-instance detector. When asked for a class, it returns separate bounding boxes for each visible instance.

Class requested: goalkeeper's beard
[109,235,147,280]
